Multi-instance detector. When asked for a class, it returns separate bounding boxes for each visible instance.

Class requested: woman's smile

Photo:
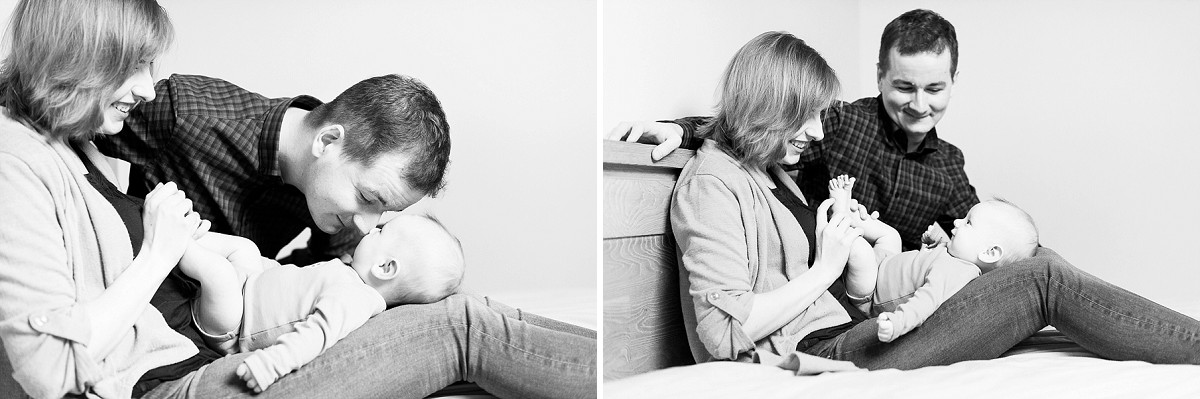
[789,139,808,152]
[111,100,139,114]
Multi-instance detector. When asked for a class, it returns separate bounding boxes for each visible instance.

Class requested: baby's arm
[877,261,979,342]
[237,283,384,392]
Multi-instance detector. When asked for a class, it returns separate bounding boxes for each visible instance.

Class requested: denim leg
[154,293,595,399]
[808,257,1200,369]
[481,296,596,339]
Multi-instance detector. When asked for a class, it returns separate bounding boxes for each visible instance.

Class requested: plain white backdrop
[604,0,1200,310]
[0,0,598,316]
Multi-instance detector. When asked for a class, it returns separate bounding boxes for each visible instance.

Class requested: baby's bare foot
[827,175,857,214]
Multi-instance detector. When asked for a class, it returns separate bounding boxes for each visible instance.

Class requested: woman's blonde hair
[700,31,840,169]
[0,0,173,140]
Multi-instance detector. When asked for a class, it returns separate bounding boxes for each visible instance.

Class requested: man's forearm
[666,116,713,150]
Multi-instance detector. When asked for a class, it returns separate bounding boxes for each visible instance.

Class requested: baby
[828,175,1039,342]
[178,213,465,392]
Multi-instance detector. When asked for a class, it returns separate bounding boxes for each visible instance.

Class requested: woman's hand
[813,198,862,274]
[140,181,205,266]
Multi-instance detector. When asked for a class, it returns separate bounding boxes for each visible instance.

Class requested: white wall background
[0,0,598,314]
[604,0,1200,310]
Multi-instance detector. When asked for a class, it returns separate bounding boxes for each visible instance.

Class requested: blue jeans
[804,250,1200,369]
[145,294,596,399]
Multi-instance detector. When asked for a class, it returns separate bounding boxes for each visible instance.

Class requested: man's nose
[907,91,929,115]
[352,212,383,235]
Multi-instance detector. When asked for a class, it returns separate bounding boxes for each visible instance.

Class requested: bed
[601,140,1200,397]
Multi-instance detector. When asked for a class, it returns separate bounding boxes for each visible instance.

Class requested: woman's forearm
[740,264,840,341]
[78,250,175,360]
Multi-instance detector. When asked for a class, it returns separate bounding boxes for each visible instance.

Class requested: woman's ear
[371,259,400,282]
[978,245,1004,264]
[310,124,346,158]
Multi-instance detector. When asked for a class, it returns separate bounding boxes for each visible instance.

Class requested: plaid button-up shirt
[96,74,356,260]
[676,96,979,250]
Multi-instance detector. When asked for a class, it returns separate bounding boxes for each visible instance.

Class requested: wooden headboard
[602,140,697,380]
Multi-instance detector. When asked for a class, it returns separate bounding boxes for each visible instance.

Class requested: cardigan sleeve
[671,173,757,360]
[0,154,100,398]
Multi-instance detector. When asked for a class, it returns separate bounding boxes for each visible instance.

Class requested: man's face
[877,47,956,136]
[303,147,424,235]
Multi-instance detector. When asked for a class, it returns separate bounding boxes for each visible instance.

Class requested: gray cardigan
[0,109,195,399]
[672,140,850,365]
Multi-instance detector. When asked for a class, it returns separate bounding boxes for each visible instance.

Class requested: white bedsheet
[605,303,1200,398]
[605,355,1200,398]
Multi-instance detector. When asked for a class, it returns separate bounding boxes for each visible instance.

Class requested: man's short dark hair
[878,9,958,77]
[307,74,451,196]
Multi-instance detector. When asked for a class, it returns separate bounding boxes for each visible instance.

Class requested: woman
[671,31,1200,370]
[0,1,594,398]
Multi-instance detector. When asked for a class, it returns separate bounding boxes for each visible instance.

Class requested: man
[609,9,978,250]
[97,73,449,261]
[94,73,451,388]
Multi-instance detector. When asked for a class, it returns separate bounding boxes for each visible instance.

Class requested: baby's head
[350,214,465,307]
[946,198,1039,273]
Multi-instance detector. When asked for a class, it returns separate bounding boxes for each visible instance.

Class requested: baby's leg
[845,235,878,312]
[827,174,857,215]
[179,244,244,348]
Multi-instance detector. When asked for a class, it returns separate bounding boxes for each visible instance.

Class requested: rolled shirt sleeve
[0,154,100,397]
[671,173,758,360]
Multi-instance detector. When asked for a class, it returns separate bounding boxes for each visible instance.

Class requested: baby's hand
[921,224,949,250]
[237,359,268,393]
[877,312,897,342]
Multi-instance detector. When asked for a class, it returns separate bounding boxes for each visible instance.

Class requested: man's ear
[371,259,400,282]
[311,124,346,158]
[978,245,1004,264]
[876,62,885,86]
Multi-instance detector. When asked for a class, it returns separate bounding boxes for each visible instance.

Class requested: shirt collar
[876,95,942,156]
[260,95,323,177]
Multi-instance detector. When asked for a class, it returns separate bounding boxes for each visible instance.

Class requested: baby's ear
[978,245,1004,265]
[372,259,401,281]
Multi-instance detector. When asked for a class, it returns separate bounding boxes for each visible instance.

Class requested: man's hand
[606,121,684,161]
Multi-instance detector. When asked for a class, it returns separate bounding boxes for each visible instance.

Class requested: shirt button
[32,315,47,326]
[709,292,720,300]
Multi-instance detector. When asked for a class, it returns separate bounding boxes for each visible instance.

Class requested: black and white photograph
[2,0,1200,398]
[0,0,595,398]
[603,0,1200,397]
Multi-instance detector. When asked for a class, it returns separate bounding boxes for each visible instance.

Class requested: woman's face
[778,114,824,165]
[98,60,157,135]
